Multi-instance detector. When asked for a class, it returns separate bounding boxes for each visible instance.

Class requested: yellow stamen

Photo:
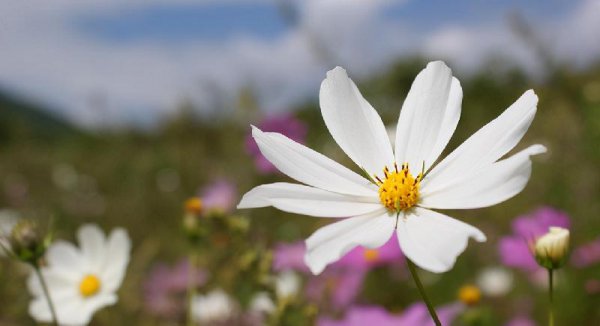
[184,198,203,215]
[376,163,421,212]
[79,274,101,297]
[363,249,380,262]
[458,285,481,306]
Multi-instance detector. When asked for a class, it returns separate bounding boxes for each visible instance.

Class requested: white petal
[395,61,460,171]
[320,66,394,177]
[45,240,85,279]
[251,126,376,196]
[100,228,131,292]
[238,182,381,218]
[397,208,486,273]
[423,90,538,188]
[304,209,394,274]
[421,144,546,209]
[77,224,106,271]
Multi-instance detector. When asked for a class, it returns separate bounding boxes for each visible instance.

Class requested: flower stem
[548,268,554,326]
[33,265,59,326]
[406,258,441,326]
[186,253,198,326]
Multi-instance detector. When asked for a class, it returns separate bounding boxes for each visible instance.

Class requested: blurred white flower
[192,289,236,324]
[275,270,301,299]
[239,62,544,274]
[476,266,513,297]
[249,291,276,315]
[27,224,131,325]
[0,209,20,257]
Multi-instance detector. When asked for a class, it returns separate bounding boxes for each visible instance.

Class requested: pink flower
[337,236,404,270]
[498,206,570,272]
[317,302,463,326]
[571,237,600,268]
[273,242,311,273]
[245,113,307,174]
[199,179,237,213]
[144,259,207,319]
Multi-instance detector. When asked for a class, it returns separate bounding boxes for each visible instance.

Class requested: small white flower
[192,289,236,323]
[239,61,545,274]
[535,226,570,269]
[476,267,513,297]
[0,209,20,257]
[275,270,301,299]
[27,224,131,325]
[249,291,276,314]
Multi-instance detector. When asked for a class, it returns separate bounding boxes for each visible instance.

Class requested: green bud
[9,220,49,264]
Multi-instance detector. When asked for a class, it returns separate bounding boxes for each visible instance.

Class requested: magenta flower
[337,236,404,269]
[572,237,600,268]
[144,259,207,319]
[317,302,463,326]
[498,206,570,272]
[245,113,307,174]
[199,179,237,213]
[273,241,311,273]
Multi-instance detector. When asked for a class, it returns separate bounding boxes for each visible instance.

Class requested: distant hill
[0,90,82,142]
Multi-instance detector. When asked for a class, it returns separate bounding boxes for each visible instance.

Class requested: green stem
[34,265,59,326]
[186,253,198,326]
[548,268,554,326]
[406,258,441,326]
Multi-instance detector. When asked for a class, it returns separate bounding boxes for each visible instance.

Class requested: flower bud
[8,220,48,264]
[534,227,570,269]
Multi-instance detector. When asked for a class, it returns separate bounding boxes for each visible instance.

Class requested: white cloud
[0,0,597,128]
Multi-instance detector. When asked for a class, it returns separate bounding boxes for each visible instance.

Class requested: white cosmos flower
[192,289,236,323]
[238,61,545,274]
[27,224,131,325]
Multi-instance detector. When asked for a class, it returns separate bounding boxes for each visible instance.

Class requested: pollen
[376,163,422,212]
[363,249,380,262]
[79,274,101,298]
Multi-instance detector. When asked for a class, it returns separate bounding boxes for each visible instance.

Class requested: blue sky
[75,1,573,44]
[0,0,597,127]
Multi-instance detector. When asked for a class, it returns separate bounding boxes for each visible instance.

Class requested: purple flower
[144,259,207,319]
[273,242,311,273]
[199,179,237,213]
[499,206,570,272]
[317,302,463,326]
[337,236,404,269]
[245,113,307,174]
[572,237,600,268]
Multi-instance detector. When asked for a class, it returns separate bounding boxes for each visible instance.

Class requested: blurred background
[0,0,599,325]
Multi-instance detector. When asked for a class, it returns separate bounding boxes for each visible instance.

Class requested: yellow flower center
[458,285,481,306]
[79,274,101,297]
[375,163,422,212]
[363,249,380,262]
[184,197,203,215]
